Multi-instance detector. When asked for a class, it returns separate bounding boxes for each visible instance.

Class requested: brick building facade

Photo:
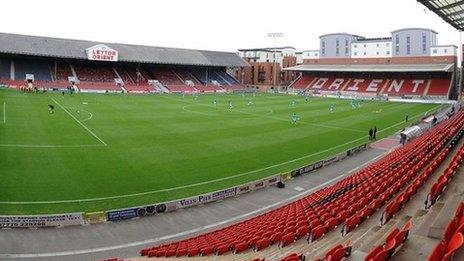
[235,55,298,91]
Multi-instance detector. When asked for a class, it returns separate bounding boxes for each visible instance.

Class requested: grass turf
[0,88,442,214]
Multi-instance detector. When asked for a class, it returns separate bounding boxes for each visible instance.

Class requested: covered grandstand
[418,0,464,31]
[286,63,458,100]
[0,33,248,93]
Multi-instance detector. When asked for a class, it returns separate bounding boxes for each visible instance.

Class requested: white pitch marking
[64,106,93,122]
[0,170,352,258]
[0,105,439,205]
[50,97,107,146]
[0,144,106,148]
[2,101,5,123]
[182,104,217,116]
[182,104,274,117]
[173,96,365,133]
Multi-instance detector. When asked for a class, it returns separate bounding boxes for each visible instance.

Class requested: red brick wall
[235,57,299,88]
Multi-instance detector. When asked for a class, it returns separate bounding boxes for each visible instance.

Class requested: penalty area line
[50,97,107,146]
[3,101,5,123]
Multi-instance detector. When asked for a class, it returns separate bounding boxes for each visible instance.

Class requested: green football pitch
[0,88,442,214]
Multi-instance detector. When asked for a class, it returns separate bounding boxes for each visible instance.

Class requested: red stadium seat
[443,232,464,261]
[138,112,464,258]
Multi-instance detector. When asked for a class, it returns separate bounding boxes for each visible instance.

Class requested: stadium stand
[214,70,246,91]
[117,67,136,85]
[77,82,122,92]
[427,74,453,97]
[14,59,53,81]
[216,70,239,85]
[116,67,155,93]
[187,68,234,92]
[190,68,209,84]
[74,64,117,82]
[149,68,184,85]
[280,252,305,261]
[0,33,246,93]
[209,70,229,85]
[146,68,197,93]
[364,219,413,260]
[0,58,10,79]
[428,202,464,261]
[290,75,316,90]
[176,69,203,86]
[55,62,73,81]
[71,64,123,92]
[289,73,452,97]
[426,146,464,209]
[138,109,464,259]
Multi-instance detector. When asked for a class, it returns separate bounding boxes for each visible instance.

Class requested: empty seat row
[280,252,305,261]
[364,220,413,261]
[290,75,315,90]
[291,74,452,97]
[426,134,464,209]
[314,240,352,261]
[139,110,464,258]
[380,129,463,225]
[74,64,117,82]
[343,114,464,235]
[428,202,464,261]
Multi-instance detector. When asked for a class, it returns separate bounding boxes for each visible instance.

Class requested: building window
[444,49,448,53]
[376,43,379,47]
[406,35,411,55]
[364,52,366,55]
[433,49,437,54]
[376,51,379,55]
[364,44,366,48]
[395,35,399,54]
[345,47,349,55]
[345,38,349,46]
[386,42,390,47]
[336,39,340,47]
[354,52,357,56]
[386,51,390,55]
[422,33,427,54]
[336,47,339,56]
[321,48,325,56]
[354,44,357,48]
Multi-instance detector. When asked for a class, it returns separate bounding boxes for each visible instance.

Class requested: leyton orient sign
[86,44,118,62]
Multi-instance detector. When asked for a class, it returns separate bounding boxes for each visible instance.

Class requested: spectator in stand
[400,133,407,145]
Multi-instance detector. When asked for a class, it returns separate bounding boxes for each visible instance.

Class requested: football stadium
[1,0,464,261]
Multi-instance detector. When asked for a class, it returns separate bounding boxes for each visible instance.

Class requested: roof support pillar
[10,60,14,80]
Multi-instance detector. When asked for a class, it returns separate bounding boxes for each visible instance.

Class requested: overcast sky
[0,0,461,52]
